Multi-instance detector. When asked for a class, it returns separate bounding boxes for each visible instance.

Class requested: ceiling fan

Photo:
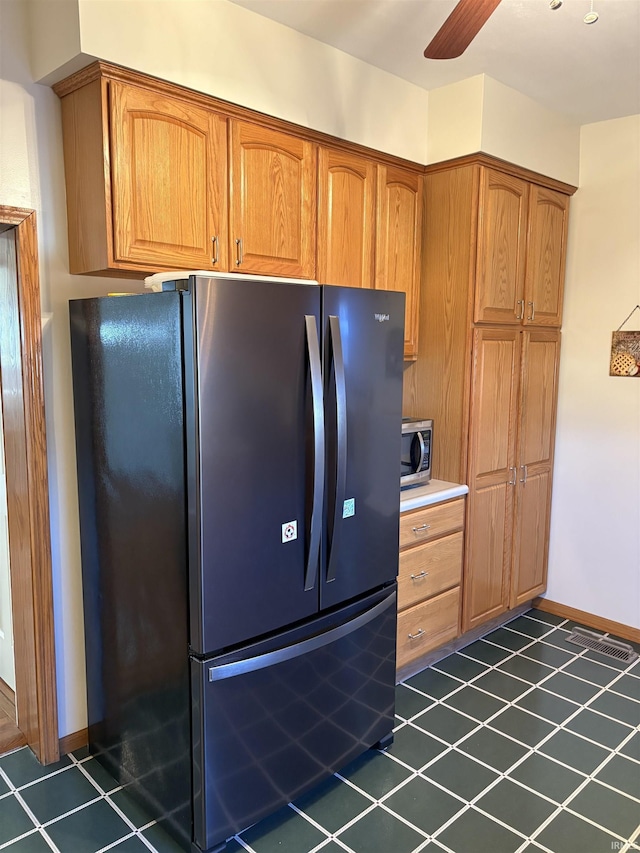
[424,0,502,60]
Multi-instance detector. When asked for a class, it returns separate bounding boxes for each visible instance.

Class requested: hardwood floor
[0,705,26,754]
[0,677,26,754]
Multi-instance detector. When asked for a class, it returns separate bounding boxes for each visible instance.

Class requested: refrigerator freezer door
[191,587,396,852]
[321,286,404,609]
[187,276,321,655]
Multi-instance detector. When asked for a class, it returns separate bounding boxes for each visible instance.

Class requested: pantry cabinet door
[463,328,520,631]
[317,148,375,289]
[511,330,560,605]
[523,186,569,327]
[110,82,228,270]
[475,169,529,325]
[229,121,316,278]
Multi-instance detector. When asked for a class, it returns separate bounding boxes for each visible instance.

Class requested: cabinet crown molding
[52,60,424,174]
[424,153,577,197]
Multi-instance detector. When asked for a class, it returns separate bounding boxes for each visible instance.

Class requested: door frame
[0,205,59,764]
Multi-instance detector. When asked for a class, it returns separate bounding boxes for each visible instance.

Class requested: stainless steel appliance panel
[191,587,396,851]
[188,276,321,655]
[320,287,404,609]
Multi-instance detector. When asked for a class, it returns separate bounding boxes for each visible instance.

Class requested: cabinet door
[523,186,569,327]
[110,82,228,270]
[463,328,520,631]
[317,148,375,288]
[229,120,316,278]
[375,165,423,360]
[475,169,529,325]
[511,330,560,605]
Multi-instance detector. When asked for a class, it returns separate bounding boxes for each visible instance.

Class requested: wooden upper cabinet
[523,186,569,327]
[375,165,423,361]
[110,83,228,271]
[475,168,529,325]
[229,120,316,278]
[317,148,375,288]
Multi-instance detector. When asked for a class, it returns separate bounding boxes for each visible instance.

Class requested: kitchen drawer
[399,498,464,550]
[396,587,460,671]
[397,532,463,611]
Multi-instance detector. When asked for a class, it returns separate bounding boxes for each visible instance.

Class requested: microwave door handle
[415,431,425,473]
[304,316,324,591]
[326,315,347,583]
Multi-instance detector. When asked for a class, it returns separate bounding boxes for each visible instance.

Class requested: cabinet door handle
[211,235,218,265]
[527,301,535,321]
[508,466,517,486]
[412,523,431,535]
[516,299,525,321]
[520,464,528,484]
[235,238,243,266]
[410,571,429,581]
[408,628,425,640]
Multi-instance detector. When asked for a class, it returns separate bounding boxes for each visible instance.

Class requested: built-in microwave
[401,418,433,489]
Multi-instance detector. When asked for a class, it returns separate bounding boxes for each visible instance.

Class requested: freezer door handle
[304,315,324,591]
[326,315,347,583]
[208,590,396,682]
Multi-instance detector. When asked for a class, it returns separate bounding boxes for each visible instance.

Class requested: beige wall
[427,74,580,185]
[426,75,484,165]
[546,115,640,629]
[481,77,580,186]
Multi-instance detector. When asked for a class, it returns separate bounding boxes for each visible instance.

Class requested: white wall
[0,339,15,690]
[546,115,640,629]
[0,0,143,737]
[31,0,430,164]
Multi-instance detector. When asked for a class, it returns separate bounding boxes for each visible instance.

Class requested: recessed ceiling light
[549,0,562,9]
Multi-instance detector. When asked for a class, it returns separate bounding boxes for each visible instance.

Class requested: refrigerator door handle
[304,315,324,591]
[208,590,396,682]
[326,315,347,583]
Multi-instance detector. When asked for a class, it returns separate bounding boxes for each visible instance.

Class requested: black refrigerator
[70,273,405,853]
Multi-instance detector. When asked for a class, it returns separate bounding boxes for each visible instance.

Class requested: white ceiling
[228,0,640,126]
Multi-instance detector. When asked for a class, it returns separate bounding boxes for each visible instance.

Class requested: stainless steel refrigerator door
[191,587,396,852]
[186,276,322,655]
[321,286,404,610]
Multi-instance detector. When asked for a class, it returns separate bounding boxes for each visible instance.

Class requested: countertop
[400,479,469,513]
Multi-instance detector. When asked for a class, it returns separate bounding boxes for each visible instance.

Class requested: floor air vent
[566,627,638,663]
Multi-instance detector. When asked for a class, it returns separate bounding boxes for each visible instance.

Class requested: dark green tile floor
[1,608,639,853]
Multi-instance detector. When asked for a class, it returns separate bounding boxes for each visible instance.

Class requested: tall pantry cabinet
[404,155,575,633]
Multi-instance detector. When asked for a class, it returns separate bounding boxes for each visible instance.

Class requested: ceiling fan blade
[424,0,502,60]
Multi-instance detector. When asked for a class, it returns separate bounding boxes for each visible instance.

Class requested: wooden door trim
[0,205,59,764]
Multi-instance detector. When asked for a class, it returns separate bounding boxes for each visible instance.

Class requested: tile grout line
[294,613,639,853]
[67,751,166,853]
[2,610,637,853]
[397,618,640,848]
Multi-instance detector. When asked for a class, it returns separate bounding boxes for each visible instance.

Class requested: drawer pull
[410,571,429,581]
[408,628,425,640]
[412,523,431,535]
